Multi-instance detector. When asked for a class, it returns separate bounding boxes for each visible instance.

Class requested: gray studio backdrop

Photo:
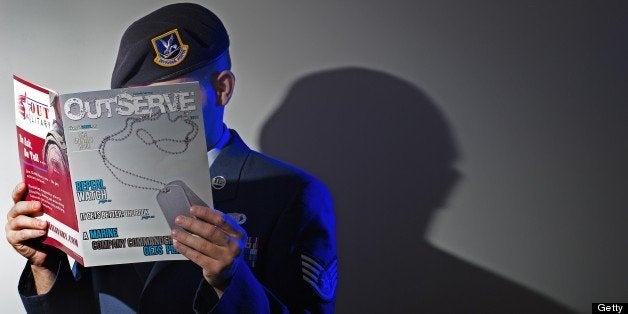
[0,1,625,313]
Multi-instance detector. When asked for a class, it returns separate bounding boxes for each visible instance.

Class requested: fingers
[172,207,244,264]
[171,228,225,260]
[11,182,27,203]
[7,201,42,220]
[172,239,220,273]
[172,236,239,285]
[6,228,46,245]
[172,206,245,288]
[188,206,244,239]
[7,215,47,232]
[6,215,47,245]
[174,215,229,246]
[6,210,47,245]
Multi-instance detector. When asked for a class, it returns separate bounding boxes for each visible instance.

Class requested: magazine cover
[13,76,212,266]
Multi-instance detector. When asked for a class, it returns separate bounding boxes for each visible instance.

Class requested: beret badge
[151,29,189,67]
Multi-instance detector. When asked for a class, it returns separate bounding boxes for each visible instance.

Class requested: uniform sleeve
[193,177,337,313]
[19,259,97,313]
[286,179,337,313]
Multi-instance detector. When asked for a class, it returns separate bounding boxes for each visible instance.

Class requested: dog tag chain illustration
[98,110,207,229]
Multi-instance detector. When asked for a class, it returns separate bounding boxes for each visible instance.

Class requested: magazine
[13,75,212,266]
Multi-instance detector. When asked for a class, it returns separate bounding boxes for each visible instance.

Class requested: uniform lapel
[138,261,202,312]
[143,261,172,290]
[209,129,251,203]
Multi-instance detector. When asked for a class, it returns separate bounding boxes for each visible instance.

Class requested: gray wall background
[0,1,625,312]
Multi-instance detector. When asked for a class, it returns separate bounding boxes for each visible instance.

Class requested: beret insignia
[151,29,189,67]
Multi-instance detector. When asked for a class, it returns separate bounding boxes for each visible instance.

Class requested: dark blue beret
[111,3,229,88]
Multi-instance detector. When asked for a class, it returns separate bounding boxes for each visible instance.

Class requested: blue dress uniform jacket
[18,130,338,313]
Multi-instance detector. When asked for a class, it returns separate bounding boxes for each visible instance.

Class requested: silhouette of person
[261,67,572,313]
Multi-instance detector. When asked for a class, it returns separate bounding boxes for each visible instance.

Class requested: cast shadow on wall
[260,67,572,313]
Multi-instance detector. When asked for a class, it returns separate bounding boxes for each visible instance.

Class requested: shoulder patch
[301,253,338,301]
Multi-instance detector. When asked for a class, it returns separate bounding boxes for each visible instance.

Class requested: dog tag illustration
[173,180,208,208]
[156,180,207,230]
[157,184,190,230]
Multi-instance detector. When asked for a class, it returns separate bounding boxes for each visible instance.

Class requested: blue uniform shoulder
[244,150,333,214]
[246,150,328,191]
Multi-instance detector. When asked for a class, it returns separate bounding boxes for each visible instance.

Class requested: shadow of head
[261,67,460,237]
[260,67,574,313]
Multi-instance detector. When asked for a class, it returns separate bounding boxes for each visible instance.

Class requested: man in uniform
[6,3,337,313]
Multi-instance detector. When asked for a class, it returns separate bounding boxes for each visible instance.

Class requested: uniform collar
[207,124,231,166]
[209,129,251,203]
